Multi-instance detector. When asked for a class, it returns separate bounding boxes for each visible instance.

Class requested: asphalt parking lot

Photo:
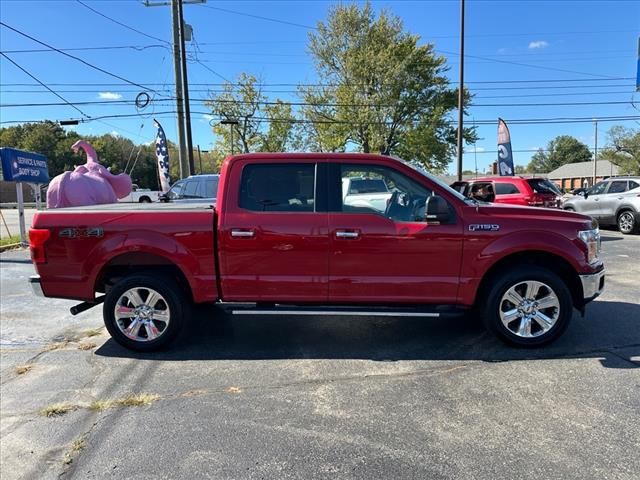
[1,229,638,480]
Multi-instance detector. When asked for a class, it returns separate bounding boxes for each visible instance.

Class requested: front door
[578,180,608,218]
[328,162,463,304]
[218,160,329,302]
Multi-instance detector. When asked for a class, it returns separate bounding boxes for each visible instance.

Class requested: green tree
[515,165,528,174]
[527,135,592,173]
[301,2,476,172]
[206,73,296,155]
[599,126,640,175]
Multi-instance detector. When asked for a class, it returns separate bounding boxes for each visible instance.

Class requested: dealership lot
[1,230,638,479]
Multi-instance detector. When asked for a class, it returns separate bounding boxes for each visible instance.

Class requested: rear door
[494,181,526,206]
[579,181,609,218]
[327,162,463,304]
[218,160,329,302]
[599,180,628,223]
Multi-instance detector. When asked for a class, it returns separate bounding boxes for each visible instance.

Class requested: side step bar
[225,304,466,318]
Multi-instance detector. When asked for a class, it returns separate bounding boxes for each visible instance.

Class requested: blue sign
[0,147,49,183]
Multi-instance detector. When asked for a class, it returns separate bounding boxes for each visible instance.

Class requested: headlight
[578,228,601,265]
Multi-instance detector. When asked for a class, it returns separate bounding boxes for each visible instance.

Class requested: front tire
[139,196,151,203]
[482,266,573,347]
[103,274,188,352]
[617,211,637,234]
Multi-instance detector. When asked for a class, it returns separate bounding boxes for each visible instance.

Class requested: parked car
[159,174,219,203]
[28,153,604,351]
[118,184,160,203]
[451,176,563,208]
[342,176,392,213]
[563,177,640,234]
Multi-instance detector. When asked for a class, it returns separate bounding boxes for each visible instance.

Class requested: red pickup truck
[28,153,605,351]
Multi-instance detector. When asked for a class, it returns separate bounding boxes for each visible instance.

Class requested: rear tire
[617,210,637,235]
[139,196,151,203]
[481,266,573,347]
[103,274,189,352]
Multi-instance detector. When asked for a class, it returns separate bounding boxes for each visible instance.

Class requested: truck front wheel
[482,266,573,347]
[103,274,188,352]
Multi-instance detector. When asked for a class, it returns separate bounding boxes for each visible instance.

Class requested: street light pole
[593,118,598,185]
[456,0,465,181]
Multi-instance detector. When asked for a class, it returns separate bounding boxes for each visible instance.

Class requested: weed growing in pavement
[39,403,78,417]
[15,365,33,375]
[88,393,160,411]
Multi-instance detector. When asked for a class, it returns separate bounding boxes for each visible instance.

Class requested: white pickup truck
[118,184,161,203]
[342,176,392,213]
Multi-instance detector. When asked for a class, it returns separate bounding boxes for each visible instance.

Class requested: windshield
[402,159,469,202]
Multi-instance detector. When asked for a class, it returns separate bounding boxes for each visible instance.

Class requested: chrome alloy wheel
[618,212,634,234]
[499,280,560,338]
[114,287,171,342]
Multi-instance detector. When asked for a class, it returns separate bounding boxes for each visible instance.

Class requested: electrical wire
[0,21,164,96]
[75,0,170,45]
[201,4,316,30]
[0,52,90,118]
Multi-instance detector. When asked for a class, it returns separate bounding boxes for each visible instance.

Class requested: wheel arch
[475,250,584,311]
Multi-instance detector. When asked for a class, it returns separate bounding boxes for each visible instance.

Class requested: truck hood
[476,202,594,227]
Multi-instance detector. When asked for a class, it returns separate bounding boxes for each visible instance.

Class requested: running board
[225,305,465,318]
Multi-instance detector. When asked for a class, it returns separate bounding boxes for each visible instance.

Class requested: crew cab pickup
[28,153,605,351]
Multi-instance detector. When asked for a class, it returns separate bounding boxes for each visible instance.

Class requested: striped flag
[154,120,171,193]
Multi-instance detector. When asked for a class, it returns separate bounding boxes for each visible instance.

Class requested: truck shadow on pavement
[95,300,639,369]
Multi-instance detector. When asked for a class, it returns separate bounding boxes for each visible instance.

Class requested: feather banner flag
[497,118,514,176]
[154,119,171,192]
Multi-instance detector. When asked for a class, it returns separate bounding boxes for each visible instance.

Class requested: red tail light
[527,194,544,206]
[29,228,51,264]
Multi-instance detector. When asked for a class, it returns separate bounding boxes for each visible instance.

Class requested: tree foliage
[599,126,640,175]
[301,2,475,172]
[527,135,592,173]
[206,73,296,159]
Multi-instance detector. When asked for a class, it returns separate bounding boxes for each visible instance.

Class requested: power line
[75,0,170,45]
[0,45,169,54]
[0,21,165,95]
[0,53,89,118]
[201,4,316,30]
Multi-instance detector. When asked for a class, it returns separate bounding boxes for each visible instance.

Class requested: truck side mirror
[425,195,449,223]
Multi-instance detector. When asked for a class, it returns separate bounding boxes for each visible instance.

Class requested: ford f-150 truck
[28,153,605,351]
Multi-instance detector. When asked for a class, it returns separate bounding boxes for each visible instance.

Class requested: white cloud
[202,114,215,121]
[109,130,120,137]
[528,40,549,49]
[474,147,486,152]
[98,92,123,100]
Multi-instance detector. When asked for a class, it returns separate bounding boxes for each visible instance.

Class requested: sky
[0,0,639,174]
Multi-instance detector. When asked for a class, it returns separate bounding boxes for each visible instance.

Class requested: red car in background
[451,176,563,208]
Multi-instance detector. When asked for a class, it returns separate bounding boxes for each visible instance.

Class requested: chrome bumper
[29,275,44,297]
[580,269,605,301]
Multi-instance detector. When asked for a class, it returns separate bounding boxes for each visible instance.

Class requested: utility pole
[177,0,194,175]
[197,144,202,173]
[593,118,598,186]
[456,0,465,181]
[144,0,205,179]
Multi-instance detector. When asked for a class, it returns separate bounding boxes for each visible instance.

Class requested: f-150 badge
[468,224,500,232]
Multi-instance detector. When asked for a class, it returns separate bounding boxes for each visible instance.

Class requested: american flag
[154,120,171,193]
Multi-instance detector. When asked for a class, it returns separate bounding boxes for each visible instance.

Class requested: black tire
[481,266,573,347]
[617,210,637,235]
[563,207,575,212]
[139,196,151,203]
[103,274,189,352]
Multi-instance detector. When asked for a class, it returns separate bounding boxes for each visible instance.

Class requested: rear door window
[495,182,520,195]
[239,163,316,212]
[202,177,219,198]
[183,179,200,198]
[527,179,561,195]
[607,181,628,194]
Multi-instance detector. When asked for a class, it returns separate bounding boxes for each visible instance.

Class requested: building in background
[547,160,620,191]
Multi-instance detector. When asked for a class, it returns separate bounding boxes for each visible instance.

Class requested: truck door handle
[335,230,360,239]
[231,229,256,238]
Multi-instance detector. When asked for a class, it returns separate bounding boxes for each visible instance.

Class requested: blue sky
[1,0,638,173]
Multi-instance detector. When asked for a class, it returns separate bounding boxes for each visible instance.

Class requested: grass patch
[78,342,96,351]
[225,386,242,394]
[39,403,77,417]
[15,365,33,375]
[42,342,68,352]
[0,235,22,247]
[62,437,86,465]
[83,328,103,338]
[89,393,160,412]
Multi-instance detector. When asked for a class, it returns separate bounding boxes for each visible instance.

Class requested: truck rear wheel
[103,274,188,352]
[482,266,573,347]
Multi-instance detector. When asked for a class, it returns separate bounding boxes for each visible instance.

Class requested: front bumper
[29,275,44,297]
[580,269,605,302]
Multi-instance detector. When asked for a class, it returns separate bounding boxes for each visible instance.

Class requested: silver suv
[563,177,640,234]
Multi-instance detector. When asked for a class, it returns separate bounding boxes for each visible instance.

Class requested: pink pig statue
[46,140,132,208]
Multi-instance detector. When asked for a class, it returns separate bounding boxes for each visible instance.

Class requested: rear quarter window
[495,182,520,195]
[527,179,561,195]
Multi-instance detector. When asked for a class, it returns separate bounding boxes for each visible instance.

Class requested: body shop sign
[0,147,49,183]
